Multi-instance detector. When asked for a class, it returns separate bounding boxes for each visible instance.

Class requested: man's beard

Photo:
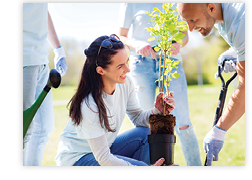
[200,13,216,36]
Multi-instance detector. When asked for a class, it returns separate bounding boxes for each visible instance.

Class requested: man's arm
[118,27,140,50]
[216,60,245,130]
[47,12,61,49]
[119,28,189,49]
[118,27,188,58]
[47,11,68,76]
[118,27,157,58]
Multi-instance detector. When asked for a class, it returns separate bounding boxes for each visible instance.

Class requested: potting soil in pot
[149,114,176,135]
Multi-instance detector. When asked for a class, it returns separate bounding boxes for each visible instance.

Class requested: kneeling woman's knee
[136,126,150,136]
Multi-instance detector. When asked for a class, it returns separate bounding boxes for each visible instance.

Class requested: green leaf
[172,72,180,79]
[144,10,150,15]
[173,32,185,45]
[165,58,173,64]
[170,3,175,8]
[177,21,189,31]
[154,24,160,31]
[153,7,162,14]
[145,27,153,32]
[146,3,184,91]
[154,46,160,51]
[172,60,180,68]
[147,37,156,41]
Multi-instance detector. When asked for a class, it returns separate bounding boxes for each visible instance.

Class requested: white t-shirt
[23,3,49,66]
[55,76,152,166]
[118,3,182,59]
[215,3,245,61]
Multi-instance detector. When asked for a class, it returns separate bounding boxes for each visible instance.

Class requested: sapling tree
[145,3,188,115]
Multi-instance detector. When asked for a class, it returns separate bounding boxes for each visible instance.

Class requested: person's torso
[56,76,133,165]
[215,3,245,61]
[23,3,49,66]
[125,3,182,59]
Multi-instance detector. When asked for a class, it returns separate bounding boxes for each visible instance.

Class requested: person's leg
[129,55,158,110]
[23,65,39,148]
[110,126,150,165]
[23,64,54,166]
[169,59,202,166]
[73,153,148,166]
[73,127,150,166]
[73,153,100,166]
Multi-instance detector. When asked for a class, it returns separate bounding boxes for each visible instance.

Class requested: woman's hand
[153,91,175,115]
[151,158,165,166]
[151,158,179,166]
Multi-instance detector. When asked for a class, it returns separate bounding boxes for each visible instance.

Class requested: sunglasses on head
[96,34,121,66]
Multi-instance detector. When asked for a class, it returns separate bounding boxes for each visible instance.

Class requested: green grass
[41,82,245,166]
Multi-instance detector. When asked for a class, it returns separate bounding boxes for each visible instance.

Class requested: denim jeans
[23,64,54,166]
[73,127,150,166]
[128,54,202,166]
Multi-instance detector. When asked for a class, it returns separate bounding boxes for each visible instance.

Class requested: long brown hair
[68,35,124,132]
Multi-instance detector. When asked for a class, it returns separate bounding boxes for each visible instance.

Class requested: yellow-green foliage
[145,3,188,92]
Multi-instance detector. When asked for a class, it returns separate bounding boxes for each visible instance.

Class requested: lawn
[41,81,245,166]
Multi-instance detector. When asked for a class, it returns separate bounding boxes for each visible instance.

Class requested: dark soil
[149,114,176,135]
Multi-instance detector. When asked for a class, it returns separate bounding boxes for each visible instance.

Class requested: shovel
[204,59,237,166]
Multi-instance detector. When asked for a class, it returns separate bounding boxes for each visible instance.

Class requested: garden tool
[23,69,61,140]
[204,60,237,166]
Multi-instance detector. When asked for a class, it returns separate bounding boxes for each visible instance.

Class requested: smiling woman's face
[100,48,130,86]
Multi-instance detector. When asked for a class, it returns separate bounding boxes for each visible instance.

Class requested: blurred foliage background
[182,29,230,85]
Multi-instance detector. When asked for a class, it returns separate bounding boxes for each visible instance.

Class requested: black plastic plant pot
[148,134,176,165]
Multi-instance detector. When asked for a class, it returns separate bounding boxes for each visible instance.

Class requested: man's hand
[54,46,68,76]
[134,41,156,59]
[203,125,227,166]
[215,47,237,79]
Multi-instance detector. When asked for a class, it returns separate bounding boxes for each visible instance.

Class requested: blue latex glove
[203,125,227,166]
[54,46,67,76]
[215,47,237,79]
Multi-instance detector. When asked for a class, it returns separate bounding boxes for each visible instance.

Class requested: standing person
[177,3,245,165]
[23,3,67,166]
[55,34,175,166]
[118,3,202,166]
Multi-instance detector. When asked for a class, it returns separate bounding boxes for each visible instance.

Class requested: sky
[48,3,123,44]
[48,3,204,46]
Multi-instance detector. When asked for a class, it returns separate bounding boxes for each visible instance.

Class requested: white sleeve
[87,134,134,166]
[232,17,245,61]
